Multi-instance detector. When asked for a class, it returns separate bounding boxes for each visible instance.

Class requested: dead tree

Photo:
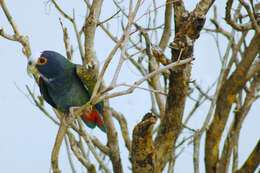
[0,0,259,172]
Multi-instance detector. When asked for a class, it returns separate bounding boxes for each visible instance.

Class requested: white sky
[0,0,259,172]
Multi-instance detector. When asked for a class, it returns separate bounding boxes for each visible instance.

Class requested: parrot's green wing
[76,65,107,133]
[39,77,57,109]
[76,65,97,94]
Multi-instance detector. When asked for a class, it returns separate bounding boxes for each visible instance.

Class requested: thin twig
[77,118,111,173]
[94,57,194,104]
[51,116,70,173]
[59,19,72,60]
[137,23,166,115]
[70,122,109,155]
[193,82,213,101]
[72,9,84,61]
[116,83,167,96]
[110,0,142,86]
[97,10,120,26]
[0,0,20,34]
[0,0,31,57]
[51,0,73,21]
[110,108,131,151]
[67,131,96,173]
[193,28,235,173]
[90,35,125,100]
[239,0,260,37]
[64,135,77,173]
[0,29,16,41]
[159,0,173,51]
[26,85,59,125]
[225,1,251,31]
[84,0,104,67]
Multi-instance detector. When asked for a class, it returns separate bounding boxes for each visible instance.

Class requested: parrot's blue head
[36,51,72,80]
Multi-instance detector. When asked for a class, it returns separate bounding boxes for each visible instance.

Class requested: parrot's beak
[27,60,39,78]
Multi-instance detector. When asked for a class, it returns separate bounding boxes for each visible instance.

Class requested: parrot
[28,50,106,132]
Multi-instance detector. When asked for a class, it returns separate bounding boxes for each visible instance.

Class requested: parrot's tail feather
[81,109,107,133]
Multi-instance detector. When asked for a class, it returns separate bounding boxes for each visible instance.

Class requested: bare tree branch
[236,140,260,173]
[67,131,97,173]
[159,0,173,51]
[96,57,194,103]
[193,0,216,16]
[84,0,104,67]
[154,1,206,170]
[110,108,131,152]
[76,118,111,173]
[51,0,73,21]
[239,0,260,37]
[225,1,252,31]
[103,106,123,173]
[137,24,166,115]
[51,1,84,61]
[64,136,77,173]
[110,0,142,86]
[26,85,60,125]
[131,113,157,173]
[219,71,260,173]
[51,116,70,173]
[59,19,73,60]
[205,33,260,173]
[0,0,31,58]
[2,1,260,173]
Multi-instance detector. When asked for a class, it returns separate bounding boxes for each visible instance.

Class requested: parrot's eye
[37,57,47,65]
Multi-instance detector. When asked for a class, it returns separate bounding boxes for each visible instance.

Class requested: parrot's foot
[69,106,80,118]
[69,106,92,118]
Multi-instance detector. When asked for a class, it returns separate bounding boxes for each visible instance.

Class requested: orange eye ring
[37,57,47,65]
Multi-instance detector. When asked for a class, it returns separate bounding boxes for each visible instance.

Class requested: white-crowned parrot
[28,50,106,132]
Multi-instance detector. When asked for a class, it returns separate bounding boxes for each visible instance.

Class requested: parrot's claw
[69,106,80,118]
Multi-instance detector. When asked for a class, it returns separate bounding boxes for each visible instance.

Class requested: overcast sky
[0,0,259,172]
